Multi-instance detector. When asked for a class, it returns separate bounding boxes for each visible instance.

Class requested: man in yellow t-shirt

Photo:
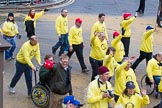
[67,18,89,73]
[146,52,162,98]
[90,13,108,42]
[89,32,108,81]
[87,66,113,108]
[120,12,137,58]
[8,35,42,97]
[52,9,69,56]
[131,25,155,71]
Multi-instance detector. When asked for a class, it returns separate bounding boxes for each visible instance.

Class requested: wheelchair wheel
[31,84,50,108]
[157,17,162,27]
[140,74,155,95]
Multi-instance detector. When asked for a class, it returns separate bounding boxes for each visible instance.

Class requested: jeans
[52,33,69,56]
[67,43,87,70]
[89,57,103,81]
[10,61,32,95]
[131,51,152,70]
[3,35,16,60]
[153,76,161,92]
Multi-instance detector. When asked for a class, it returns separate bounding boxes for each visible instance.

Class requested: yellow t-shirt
[90,36,108,60]
[55,15,68,36]
[68,25,83,46]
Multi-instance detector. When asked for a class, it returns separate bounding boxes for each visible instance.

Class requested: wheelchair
[157,0,162,27]
[140,74,156,95]
[31,69,51,108]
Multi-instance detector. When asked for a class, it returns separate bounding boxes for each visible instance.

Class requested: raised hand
[141,88,147,96]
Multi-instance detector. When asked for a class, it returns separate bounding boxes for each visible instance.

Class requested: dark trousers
[89,57,103,81]
[160,92,162,107]
[10,61,32,95]
[121,37,130,57]
[67,43,87,70]
[52,33,69,56]
[137,0,145,12]
[154,92,162,108]
[131,51,152,70]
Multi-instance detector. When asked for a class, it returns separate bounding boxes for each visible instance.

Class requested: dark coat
[25,20,35,38]
[39,62,72,95]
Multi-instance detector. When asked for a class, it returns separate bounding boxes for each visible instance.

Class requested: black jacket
[25,20,35,38]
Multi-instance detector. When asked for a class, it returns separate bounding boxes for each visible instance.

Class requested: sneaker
[27,94,31,98]
[11,56,15,59]
[8,85,16,94]
[6,57,12,61]
[82,69,89,73]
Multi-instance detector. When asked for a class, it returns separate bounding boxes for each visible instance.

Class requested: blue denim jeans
[3,35,16,60]
[10,61,32,95]
[153,76,161,93]
[52,33,69,56]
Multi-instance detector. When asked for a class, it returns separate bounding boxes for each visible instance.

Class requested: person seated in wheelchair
[115,81,150,108]
[39,54,55,84]
[39,54,72,108]
[146,52,162,98]
[62,95,84,108]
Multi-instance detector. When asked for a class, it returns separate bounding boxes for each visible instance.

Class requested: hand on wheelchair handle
[150,79,154,84]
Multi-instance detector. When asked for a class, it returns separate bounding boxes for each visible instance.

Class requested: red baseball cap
[113,31,120,37]
[123,12,131,19]
[75,18,82,24]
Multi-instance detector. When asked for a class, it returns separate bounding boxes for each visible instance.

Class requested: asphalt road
[49,0,158,16]
[3,0,162,108]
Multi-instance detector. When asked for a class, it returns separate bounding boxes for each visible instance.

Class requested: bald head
[30,35,38,46]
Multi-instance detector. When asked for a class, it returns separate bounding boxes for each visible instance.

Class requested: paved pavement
[2,0,162,108]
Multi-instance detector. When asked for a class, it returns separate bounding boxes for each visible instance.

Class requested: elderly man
[146,52,162,98]
[43,54,72,108]
[8,35,41,96]
[89,32,108,81]
[87,66,113,108]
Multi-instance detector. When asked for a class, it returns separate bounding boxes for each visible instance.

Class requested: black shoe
[52,48,56,55]
[136,10,144,14]
[136,10,140,12]
[82,69,89,73]
[153,104,160,108]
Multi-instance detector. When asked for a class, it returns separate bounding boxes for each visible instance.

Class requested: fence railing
[0,0,49,5]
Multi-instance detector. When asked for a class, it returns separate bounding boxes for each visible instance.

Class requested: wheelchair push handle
[33,67,39,85]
